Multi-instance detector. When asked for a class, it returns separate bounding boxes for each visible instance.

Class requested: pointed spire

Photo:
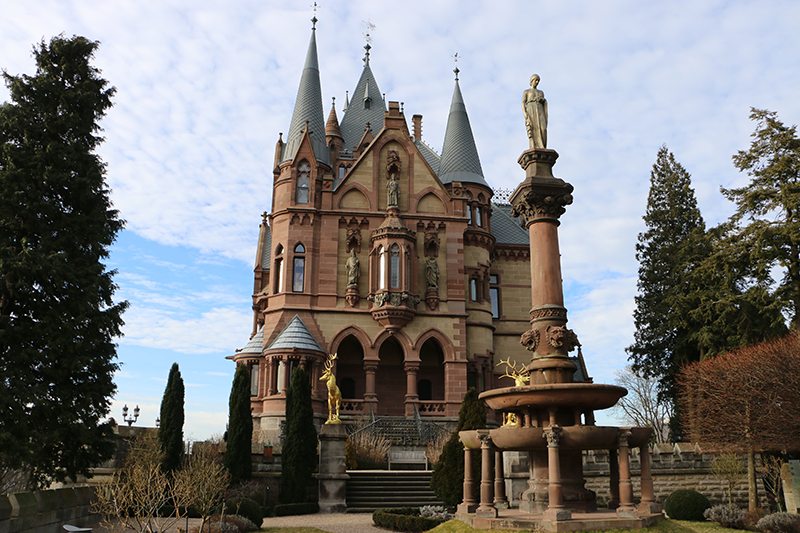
[340,50,385,151]
[326,97,342,140]
[439,76,487,186]
[282,23,328,164]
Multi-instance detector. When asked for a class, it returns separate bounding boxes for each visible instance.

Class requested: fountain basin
[479,383,627,412]
[460,426,652,451]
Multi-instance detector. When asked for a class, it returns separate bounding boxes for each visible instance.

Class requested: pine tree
[430,388,486,508]
[725,108,800,329]
[0,36,126,486]
[279,366,317,504]
[158,363,185,473]
[627,146,706,410]
[224,364,252,484]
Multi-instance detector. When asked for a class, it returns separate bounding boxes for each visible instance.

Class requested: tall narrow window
[378,246,386,290]
[489,274,500,318]
[293,243,305,292]
[250,363,259,396]
[466,192,473,225]
[296,161,310,204]
[390,244,400,288]
[475,206,482,227]
[405,247,411,290]
[470,278,478,301]
[274,245,284,293]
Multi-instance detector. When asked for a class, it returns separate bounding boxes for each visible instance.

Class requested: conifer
[158,363,185,473]
[224,364,252,483]
[0,36,126,486]
[279,366,317,504]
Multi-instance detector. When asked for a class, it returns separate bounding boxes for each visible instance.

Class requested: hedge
[372,508,446,533]
[272,502,320,516]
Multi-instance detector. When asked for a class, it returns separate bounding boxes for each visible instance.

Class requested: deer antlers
[323,352,337,375]
[496,358,531,386]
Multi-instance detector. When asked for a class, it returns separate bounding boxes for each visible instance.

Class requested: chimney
[413,115,422,141]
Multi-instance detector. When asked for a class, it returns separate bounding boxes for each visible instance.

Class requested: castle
[228,18,589,439]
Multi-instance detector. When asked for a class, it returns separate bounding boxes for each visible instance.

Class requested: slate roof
[266,314,324,352]
[491,203,529,245]
[259,224,272,270]
[570,356,589,383]
[414,139,441,176]
[339,55,386,152]
[237,327,264,355]
[438,79,488,186]
[282,27,329,165]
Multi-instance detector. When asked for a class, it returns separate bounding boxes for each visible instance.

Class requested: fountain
[456,76,663,531]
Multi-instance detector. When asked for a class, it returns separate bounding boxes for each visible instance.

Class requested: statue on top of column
[522,74,548,150]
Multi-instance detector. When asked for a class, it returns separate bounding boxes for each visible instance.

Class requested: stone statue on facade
[425,256,440,290]
[387,176,399,208]
[522,74,548,149]
[345,249,360,287]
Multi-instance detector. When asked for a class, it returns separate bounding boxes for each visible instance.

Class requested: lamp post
[122,404,140,426]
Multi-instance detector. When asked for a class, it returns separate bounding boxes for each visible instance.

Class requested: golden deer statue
[320,353,342,424]
[497,358,531,387]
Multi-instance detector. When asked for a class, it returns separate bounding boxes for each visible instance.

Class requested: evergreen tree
[224,364,252,484]
[158,363,185,473]
[627,146,706,409]
[0,36,126,486]
[724,108,800,329]
[279,366,317,504]
[430,388,486,508]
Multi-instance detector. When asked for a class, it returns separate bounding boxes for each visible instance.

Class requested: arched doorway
[337,336,365,408]
[418,338,445,402]
[377,336,406,416]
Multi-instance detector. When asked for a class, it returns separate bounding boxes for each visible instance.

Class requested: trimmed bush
[745,509,768,530]
[220,497,263,527]
[757,513,800,533]
[704,505,746,529]
[272,502,320,516]
[664,489,711,521]
[372,508,447,532]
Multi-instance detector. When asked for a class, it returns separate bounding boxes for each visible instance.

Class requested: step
[345,470,444,511]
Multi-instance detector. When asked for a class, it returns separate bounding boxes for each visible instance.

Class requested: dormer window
[364,98,371,110]
[296,161,310,204]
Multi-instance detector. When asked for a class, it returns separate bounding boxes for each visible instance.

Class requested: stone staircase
[345,470,445,512]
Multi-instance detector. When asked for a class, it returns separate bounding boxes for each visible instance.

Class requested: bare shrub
[426,433,448,465]
[711,453,746,506]
[347,416,389,465]
[757,513,800,533]
[705,504,746,529]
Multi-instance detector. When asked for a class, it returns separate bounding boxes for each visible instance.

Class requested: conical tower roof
[438,77,488,186]
[266,315,324,352]
[340,45,386,152]
[282,24,329,165]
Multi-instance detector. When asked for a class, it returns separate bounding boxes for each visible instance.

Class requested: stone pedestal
[318,424,349,513]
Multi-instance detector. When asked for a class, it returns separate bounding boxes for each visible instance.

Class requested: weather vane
[453,52,460,80]
[311,2,319,28]
[363,19,376,44]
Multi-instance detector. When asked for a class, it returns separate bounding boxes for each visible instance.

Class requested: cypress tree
[279,366,317,504]
[157,363,184,472]
[0,36,126,486]
[224,364,252,484]
[430,388,486,507]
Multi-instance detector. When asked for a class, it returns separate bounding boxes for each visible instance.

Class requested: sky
[2,0,799,441]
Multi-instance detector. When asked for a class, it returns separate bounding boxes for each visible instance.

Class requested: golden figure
[320,353,342,424]
[497,358,531,386]
[502,412,520,427]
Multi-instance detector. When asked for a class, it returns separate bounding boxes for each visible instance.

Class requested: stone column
[457,446,478,514]
[638,444,661,514]
[494,450,508,509]
[608,448,620,509]
[267,357,277,396]
[542,426,571,521]
[363,362,378,402]
[404,362,419,416]
[616,429,638,518]
[476,432,497,518]
[280,358,290,394]
[318,423,349,513]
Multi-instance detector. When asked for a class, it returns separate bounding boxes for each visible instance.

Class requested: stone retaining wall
[505,444,768,509]
[0,487,97,533]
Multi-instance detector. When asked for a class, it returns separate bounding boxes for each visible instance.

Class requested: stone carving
[529,306,568,322]
[424,226,440,257]
[386,150,401,208]
[425,257,440,290]
[345,249,360,287]
[618,429,632,448]
[546,325,570,349]
[511,186,574,221]
[520,328,540,351]
[497,358,531,386]
[523,74,548,150]
[346,227,362,253]
[390,292,403,307]
[543,425,562,447]
[320,353,342,424]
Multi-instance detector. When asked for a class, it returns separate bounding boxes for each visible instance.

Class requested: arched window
[405,246,411,290]
[274,245,284,293]
[296,161,310,204]
[470,278,478,301]
[390,244,400,289]
[466,192,473,225]
[475,206,482,227]
[249,363,259,396]
[378,246,386,290]
[293,243,305,292]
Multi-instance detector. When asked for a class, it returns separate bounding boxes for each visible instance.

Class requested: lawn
[260,518,742,533]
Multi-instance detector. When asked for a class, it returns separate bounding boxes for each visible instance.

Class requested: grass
[259,518,744,533]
